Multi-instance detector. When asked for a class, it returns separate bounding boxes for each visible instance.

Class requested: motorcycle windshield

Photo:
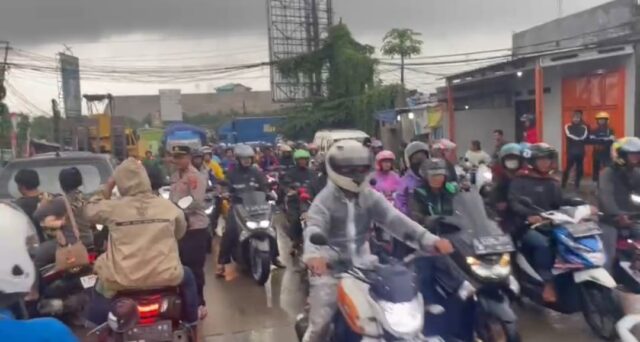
[237,191,271,217]
[441,192,514,255]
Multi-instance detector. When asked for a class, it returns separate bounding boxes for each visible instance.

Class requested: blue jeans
[88,266,199,326]
[521,230,554,281]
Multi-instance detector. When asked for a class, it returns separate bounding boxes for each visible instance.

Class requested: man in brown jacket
[85,157,199,327]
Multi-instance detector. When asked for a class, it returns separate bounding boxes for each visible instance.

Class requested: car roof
[14,151,111,161]
[314,129,369,139]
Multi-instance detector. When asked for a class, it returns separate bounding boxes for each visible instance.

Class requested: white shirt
[464,150,491,167]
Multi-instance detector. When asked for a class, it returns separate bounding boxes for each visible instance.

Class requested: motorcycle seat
[116,287,180,297]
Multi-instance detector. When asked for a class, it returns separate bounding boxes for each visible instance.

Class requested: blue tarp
[375,109,397,124]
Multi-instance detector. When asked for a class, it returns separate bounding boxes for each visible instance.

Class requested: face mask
[504,159,520,170]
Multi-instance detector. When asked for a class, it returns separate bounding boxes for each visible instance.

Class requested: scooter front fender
[477,292,517,324]
[574,267,617,288]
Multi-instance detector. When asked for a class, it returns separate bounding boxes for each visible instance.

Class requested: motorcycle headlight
[246,221,258,229]
[205,206,213,215]
[379,297,423,335]
[96,224,104,231]
[161,192,169,200]
[482,172,493,181]
[466,254,511,280]
[259,220,270,228]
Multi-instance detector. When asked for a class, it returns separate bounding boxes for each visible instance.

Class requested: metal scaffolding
[267,0,333,102]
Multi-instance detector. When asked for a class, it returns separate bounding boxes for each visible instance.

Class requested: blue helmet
[498,143,523,160]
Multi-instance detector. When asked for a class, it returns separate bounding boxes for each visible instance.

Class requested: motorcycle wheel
[580,282,623,341]
[249,245,271,286]
[475,316,520,342]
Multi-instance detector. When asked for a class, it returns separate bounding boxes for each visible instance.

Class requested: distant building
[113,84,289,122]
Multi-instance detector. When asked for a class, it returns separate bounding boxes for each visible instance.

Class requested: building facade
[438,0,639,176]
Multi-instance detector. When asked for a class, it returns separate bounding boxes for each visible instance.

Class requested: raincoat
[372,170,402,202]
[302,181,439,342]
[86,158,187,294]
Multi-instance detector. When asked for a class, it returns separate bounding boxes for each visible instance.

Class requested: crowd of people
[2,120,640,341]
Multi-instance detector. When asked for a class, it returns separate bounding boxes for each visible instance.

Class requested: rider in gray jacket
[302,139,453,342]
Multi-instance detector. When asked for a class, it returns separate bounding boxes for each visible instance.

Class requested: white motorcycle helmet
[0,201,37,296]
[326,139,372,193]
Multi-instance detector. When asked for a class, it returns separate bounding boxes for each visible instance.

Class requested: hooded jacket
[304,181,439,270]
[394,170,422,215]
[86,158,187,294]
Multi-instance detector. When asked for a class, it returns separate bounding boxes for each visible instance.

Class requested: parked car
[0,151,116,200]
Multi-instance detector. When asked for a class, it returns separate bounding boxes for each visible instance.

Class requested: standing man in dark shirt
[562,110,589,190]
[492,129,508,162]
[14,169,46,242]
[590,111,615,184]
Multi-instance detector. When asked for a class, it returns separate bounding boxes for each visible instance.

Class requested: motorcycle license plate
[124,320,173,341]
[80,274,97,289]
[473,235,514,255]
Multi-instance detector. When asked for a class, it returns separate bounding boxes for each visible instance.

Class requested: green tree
[381,28,423,87]
[277,23,398,139]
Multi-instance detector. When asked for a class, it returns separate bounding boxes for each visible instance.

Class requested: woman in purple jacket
[394,141,430,215]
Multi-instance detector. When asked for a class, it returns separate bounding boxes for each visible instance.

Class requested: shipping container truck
[217,116,282,145]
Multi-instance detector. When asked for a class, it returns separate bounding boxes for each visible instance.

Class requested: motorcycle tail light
[136,295,162,325]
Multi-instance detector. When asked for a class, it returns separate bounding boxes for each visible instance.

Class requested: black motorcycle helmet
[524,143,557,171]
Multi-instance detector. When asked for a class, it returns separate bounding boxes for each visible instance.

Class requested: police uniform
[169,145,209,306]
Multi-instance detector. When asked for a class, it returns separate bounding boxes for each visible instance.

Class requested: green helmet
[498,143,522,160]
[293,149,311,160]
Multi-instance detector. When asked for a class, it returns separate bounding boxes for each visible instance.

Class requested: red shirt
[524,128,539,144]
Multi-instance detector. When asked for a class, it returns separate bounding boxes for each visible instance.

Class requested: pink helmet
[375,150,396,170]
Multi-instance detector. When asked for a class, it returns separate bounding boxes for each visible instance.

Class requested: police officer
[590,111,615,184]
[169,145,210,319]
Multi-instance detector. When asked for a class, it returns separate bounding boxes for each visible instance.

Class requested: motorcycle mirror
[309,233,328,246]
[177,196,194,209]
[631,194,640,205]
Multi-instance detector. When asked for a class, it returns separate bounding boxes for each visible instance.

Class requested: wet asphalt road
[201,213,602,342]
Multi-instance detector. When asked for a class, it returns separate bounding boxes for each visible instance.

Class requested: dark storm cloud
[1,0,609,45]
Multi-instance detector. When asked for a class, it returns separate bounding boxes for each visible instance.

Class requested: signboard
[159,89,183,122]
[59,53,82,118]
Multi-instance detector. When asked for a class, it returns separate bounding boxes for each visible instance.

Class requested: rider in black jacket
[508,143,588,303]
[282,149,318,255]
[598,137,640,232]
[217,144,276,277]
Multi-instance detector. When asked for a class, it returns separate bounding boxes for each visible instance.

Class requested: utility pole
[558,0,563,18]
[51,99,61,145]
[0,41,9,84]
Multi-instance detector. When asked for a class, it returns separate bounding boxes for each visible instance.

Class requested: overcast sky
[1,0,610,114]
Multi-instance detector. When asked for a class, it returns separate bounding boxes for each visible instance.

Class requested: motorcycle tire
[250,246,271,286]
[580,282,623,341]
[475,315,520,342]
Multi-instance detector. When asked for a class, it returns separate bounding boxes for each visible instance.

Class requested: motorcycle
[429,191,520,342]
[89,196,197,342]
[612,194,640,294]
[34,253,97,321]
[231,190,278,285]
[284,182,313,258]
[460,159,493,198]
[294,233,443,342]
[515,198,622,340]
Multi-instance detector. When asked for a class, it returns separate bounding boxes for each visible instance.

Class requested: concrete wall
[513,0,635,55]
[113,91,289,122]
[454,107,515,157]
